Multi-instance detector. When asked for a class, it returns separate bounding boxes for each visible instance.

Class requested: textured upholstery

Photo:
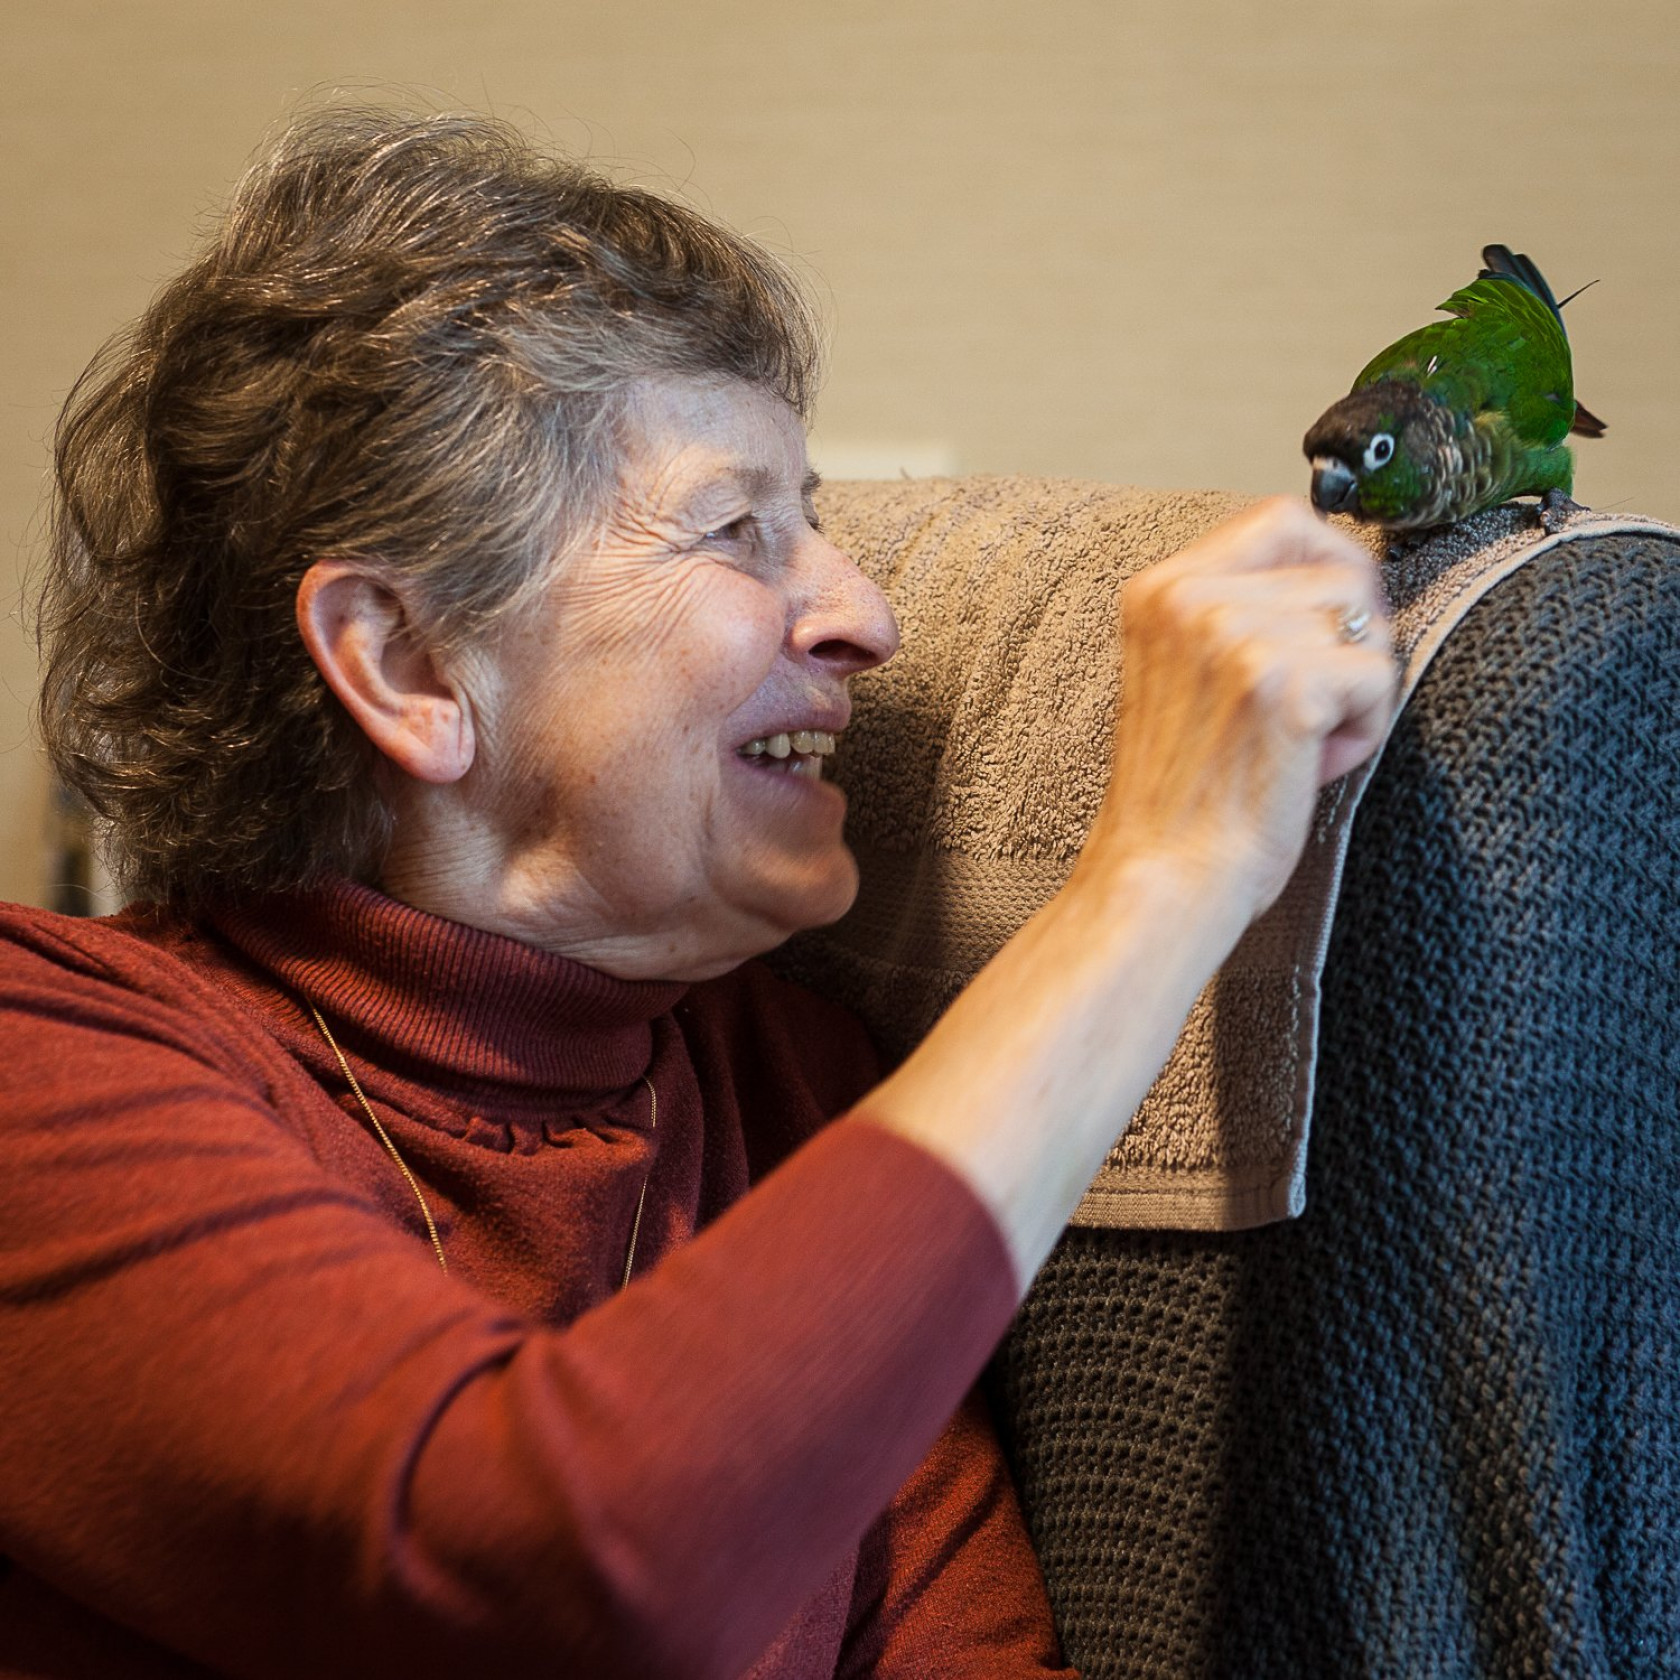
[986,534,1680,1677]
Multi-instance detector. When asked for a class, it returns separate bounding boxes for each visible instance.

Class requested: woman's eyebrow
[674,463,820,515]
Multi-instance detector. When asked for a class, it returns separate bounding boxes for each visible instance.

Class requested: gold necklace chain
[307,1004,658,1285]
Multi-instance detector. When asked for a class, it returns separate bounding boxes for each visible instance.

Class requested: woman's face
[428,375,899,981]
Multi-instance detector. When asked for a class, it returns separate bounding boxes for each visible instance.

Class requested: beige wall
[5,0,1676,907]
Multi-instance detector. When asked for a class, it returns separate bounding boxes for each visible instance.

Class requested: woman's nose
[787,531,901,677]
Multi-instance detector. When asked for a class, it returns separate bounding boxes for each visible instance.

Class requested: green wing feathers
[1354,245,1602,450]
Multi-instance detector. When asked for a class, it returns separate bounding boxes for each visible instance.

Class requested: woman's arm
[0,925,1024,1680]
[861,497,1395,1286]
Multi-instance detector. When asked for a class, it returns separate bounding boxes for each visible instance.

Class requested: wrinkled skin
[304,375,899,981]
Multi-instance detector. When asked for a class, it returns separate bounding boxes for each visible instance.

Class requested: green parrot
[1304,244,1605,532]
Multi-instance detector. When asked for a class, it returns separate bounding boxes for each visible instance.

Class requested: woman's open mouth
[737,730,838,779]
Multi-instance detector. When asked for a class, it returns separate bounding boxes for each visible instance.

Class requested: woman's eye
[702,515,755,545]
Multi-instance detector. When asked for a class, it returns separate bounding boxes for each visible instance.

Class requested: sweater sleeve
[0,922,1025,1680]
[840,1391,1077,1677]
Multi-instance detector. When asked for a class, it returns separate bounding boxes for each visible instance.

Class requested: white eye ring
[1363,433,1395,473]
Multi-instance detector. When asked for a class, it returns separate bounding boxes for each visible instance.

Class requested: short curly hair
[37,106,820,907]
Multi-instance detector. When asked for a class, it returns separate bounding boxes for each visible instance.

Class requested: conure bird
[1304,244,1605,532]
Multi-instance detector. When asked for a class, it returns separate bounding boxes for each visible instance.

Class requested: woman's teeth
[739,731,837,777]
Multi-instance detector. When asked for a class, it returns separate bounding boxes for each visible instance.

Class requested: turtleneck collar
[207,878,689,1104]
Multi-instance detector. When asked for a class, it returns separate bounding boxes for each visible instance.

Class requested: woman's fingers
[1138,564,1397,787]
[1090,497,1398,919]
[1316,638,1401,783]
[1136,572,1394,667]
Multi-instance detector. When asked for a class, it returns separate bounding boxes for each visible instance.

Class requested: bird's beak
[1310,456,1359,515]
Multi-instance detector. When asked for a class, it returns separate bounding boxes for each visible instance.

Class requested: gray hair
[37,106,821,906]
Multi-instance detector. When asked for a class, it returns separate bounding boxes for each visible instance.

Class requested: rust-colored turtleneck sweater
[0,881,1071,1679]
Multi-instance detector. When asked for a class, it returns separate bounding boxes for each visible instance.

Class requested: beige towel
[776,477,1679,1230]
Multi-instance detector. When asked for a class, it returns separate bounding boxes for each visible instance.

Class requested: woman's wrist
[1058,841,1260,973]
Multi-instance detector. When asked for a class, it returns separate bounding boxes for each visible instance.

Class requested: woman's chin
[694,842,859,975]
[783,846,861,934]
[721,759,855,908]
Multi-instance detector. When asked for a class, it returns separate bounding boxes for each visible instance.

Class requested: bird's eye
[1363,433,1395,473]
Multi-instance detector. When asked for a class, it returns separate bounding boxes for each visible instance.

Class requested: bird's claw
[1538,488,1588,535]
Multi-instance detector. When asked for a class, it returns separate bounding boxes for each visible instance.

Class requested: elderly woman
[0,111,1392,1678]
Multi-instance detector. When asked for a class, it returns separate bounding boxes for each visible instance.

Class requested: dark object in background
[46,781,110,917]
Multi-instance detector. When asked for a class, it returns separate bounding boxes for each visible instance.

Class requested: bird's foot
[1538,488,1589,535]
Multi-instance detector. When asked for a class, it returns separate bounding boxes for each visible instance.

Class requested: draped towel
[779,478,1680,1230]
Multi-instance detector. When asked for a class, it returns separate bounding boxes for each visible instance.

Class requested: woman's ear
[296,561,475,785]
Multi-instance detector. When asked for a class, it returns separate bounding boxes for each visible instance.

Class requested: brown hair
[37,106,820,906]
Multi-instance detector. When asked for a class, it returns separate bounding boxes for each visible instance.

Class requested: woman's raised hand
[1080,495,1396,927]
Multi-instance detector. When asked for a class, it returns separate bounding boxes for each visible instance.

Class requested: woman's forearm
[861,851,1249,1286]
